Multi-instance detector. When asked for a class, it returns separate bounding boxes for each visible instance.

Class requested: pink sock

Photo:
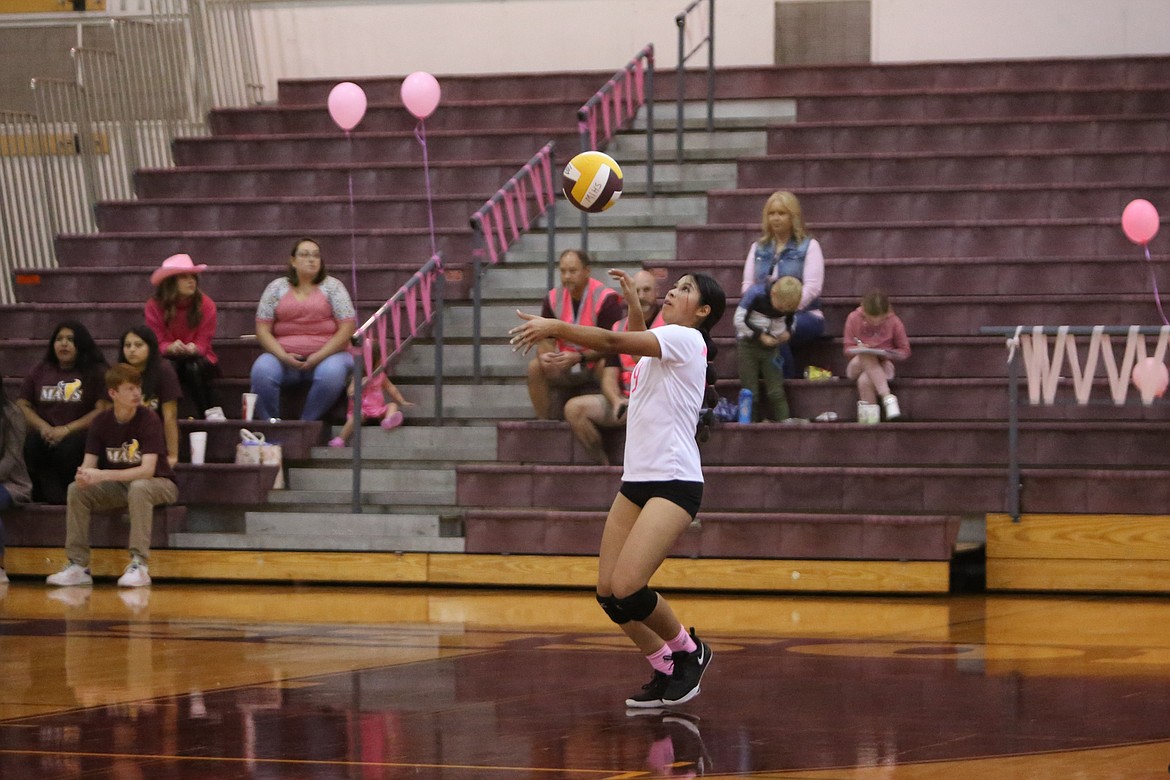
[667,626,696,654]
[646,643,673,675]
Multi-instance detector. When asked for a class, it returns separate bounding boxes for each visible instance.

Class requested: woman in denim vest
[740,191,825,377]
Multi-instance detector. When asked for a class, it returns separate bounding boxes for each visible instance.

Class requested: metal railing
[349,253,446,513]
[576,44,655,254]
[0,109,54,304]
[675,0,715,163]
[469,142,558,382]
[0,0,260,303]
[982,324,1170,522]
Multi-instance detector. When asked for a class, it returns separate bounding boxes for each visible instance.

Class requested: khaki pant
[65,478,179,566]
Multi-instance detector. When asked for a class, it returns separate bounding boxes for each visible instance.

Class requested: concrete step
[608,128,769,158]
[636,98,797,128]
[171,529,465,552]
[262,490,459,512]
[244,510,461,537]
[286,466,456,495]
[510,227,676,254]
[548,195,707,222]
[384,382,531,420]
[309,425,497,461]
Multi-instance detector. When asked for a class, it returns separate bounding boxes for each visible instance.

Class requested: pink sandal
[381,411,404,430]
[328,436,346,448]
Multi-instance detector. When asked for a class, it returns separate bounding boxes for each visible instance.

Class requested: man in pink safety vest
[563,269,662,464]
[526,249,624,419]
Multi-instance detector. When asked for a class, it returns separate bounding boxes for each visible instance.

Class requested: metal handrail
[576,44,655,254]
[468,142,558,382]
[675,0,715,163]
[349,252,446,513]
[981,324,1170,522]
[0,0,260,303]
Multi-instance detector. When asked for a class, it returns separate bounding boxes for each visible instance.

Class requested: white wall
[244,0,1170,100]
[872,0,1170,62]
[251,0,773,98]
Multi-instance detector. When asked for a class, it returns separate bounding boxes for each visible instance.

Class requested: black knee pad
[613,587,658,622]
[596,593,631,625]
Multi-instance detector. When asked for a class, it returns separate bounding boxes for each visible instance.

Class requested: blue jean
[779,311,826,379]
[250,351,353,421]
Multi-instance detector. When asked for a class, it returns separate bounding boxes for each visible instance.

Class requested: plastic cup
[188,431,208,465]
[242,392,258,420]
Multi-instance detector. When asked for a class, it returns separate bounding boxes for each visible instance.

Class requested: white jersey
[622,324,708,483]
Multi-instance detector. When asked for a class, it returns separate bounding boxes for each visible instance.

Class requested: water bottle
[737,388,753,423]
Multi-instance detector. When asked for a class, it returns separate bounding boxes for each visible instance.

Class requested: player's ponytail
[690,274,726,443]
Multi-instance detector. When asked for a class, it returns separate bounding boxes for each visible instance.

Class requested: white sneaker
[857,402,881,424]
[204,407,226,421]
[47,563,93,587]
[0,567,8,584]
[882,394,902,421]
[117,559,151,588]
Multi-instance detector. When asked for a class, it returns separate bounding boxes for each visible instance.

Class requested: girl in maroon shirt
[17,321,109,503]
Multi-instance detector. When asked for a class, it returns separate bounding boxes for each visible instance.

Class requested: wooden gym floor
[1,581,1169,778]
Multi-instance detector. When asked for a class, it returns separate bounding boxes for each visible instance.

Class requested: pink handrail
[469,142,557,266]
[577,44,654,151]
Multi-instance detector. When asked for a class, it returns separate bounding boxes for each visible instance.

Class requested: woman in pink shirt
[250,238,356,421]
[843,289,911,423]
[145,253,220,419]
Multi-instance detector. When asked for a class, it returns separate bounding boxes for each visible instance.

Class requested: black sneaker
[661,628,713,706]
[625,669,671,708]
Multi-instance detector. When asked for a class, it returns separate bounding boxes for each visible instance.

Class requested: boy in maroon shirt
[46,364,179,588]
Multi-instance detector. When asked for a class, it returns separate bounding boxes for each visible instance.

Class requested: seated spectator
[843,289,911,423]
[250,238,356,421]
[17,321,109,504]
[740,191,825,378]
[734,276,802,422]
[145,253,221,419]
[526,249,623,419]
[1,371,34,584]
[329,371,414,448]
[45,363,179,589]
[564,269,662,465]
[119,326,181,467]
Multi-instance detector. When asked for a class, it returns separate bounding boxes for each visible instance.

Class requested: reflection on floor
[1,583,1169,778]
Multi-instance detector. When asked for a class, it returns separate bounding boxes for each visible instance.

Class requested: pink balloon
[1132,357,1169,400]
[401,71,441,120]
[328,82,367,131]
[1122,198,1160,245]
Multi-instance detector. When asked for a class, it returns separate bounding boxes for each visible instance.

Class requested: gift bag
[235,429,285,489]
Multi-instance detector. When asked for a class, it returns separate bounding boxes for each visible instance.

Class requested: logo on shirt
[629,361,643,395]
[40,379,83,403]
[105,439,142,465]
[143,396,159,411]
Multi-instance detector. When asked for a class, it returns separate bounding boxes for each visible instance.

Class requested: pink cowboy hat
[151,253,208,287]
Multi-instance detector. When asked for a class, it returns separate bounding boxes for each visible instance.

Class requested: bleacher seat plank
[987,513,1170,560]
[986,558,1170,593]
[4,548,949,592]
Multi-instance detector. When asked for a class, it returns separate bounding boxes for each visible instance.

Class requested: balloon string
[346,130,359,313]
[415,120,437,256]
[1145,244,1168,326]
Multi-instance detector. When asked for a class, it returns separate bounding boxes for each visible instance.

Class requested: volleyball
[562,150,624,213]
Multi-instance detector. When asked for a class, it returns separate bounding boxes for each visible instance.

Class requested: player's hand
[509,311,557,355]
[608,268,634,296]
